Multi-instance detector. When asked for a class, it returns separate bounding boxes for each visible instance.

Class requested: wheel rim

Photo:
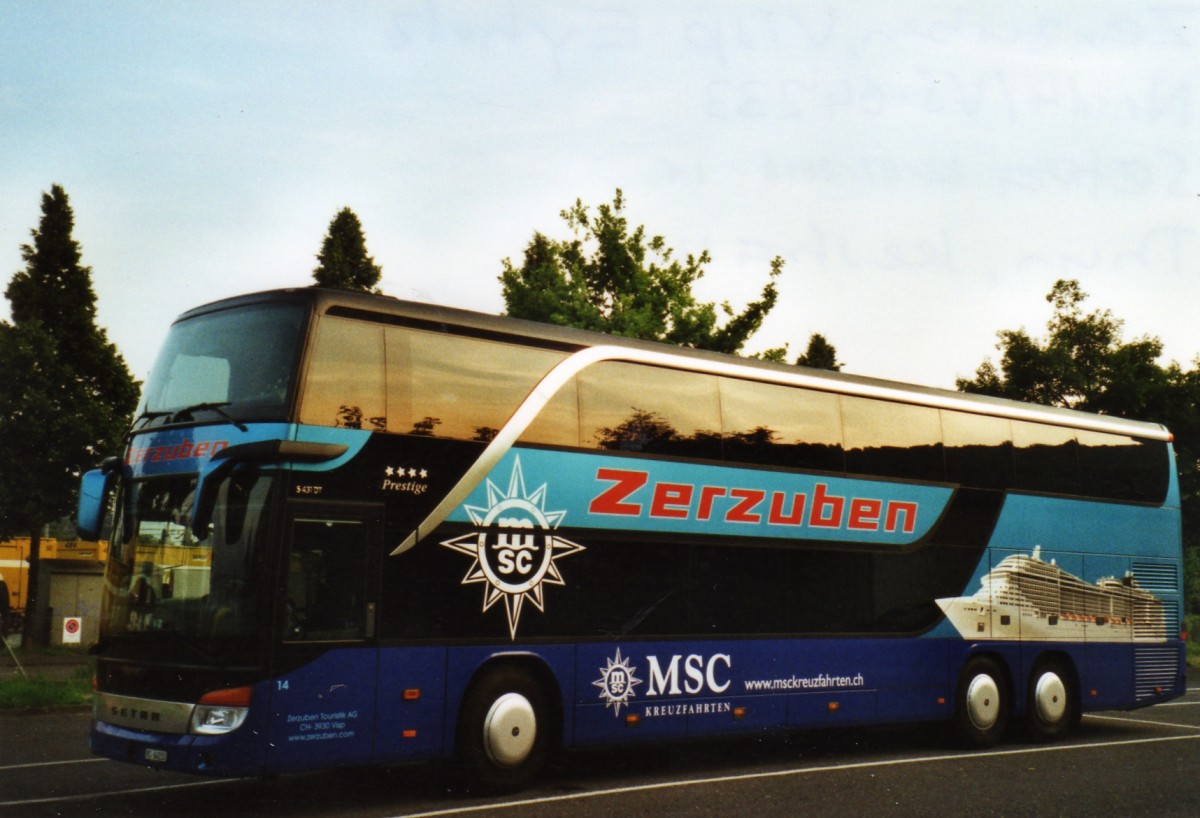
[1033,671,1067,725]
[966,673,1001,731]
[482,692,537,768]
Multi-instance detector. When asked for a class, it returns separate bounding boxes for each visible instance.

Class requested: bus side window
[1013,421,1080,496]
[300,318,387,432]
[285,517,369,642]
[842,396,945,482]
[1076,430,1170,503]
[579,362,722,459]
[719,378,844,473]
[942,411,1014,491]
[387,327,567,441]
[520,376,581,447]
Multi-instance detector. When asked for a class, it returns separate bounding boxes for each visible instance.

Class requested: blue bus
[79,287,1185,790]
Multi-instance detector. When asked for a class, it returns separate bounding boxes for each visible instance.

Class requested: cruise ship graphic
[936,547,1167,642]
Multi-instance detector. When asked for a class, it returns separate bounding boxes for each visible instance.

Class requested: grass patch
[1187,614,1200,669]
[0,655,93,710]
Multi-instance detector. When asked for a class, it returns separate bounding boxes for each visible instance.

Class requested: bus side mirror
[77,458,121,540]
[190,440,350,538]
[187,436,348,537]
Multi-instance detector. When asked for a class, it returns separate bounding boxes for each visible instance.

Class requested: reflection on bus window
[285,518,368,642]
[720,378,844,472]
[842,397,945,481]
[300,319,567,441]
[521,376,581,447]
[101,474,270,652]
[1013,421,1079,496]
[580,362,721,458]
[301,317,386,431]
[943,411,1013,491]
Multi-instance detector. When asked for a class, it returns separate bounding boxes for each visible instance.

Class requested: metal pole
[2,632,29,681]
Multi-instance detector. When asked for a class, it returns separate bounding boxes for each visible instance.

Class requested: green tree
[958,279,1200,614]
[500,189,783,355]
[796,333,842,371]
[312,207,382,292]
[0,184,139,645]
[957,280,1166,414]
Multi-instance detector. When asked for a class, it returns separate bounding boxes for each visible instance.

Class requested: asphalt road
[2,684,1198,817]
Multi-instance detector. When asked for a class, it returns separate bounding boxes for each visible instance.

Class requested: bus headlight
[190,686,252,735]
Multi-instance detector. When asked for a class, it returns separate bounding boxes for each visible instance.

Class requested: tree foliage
[958,279,1200,612]
[312,207,382,293]
[0,322,77,535]
[959,281,1168,416]
[796,333,842,372]
[0,184,139,643]
[500,189,783,355]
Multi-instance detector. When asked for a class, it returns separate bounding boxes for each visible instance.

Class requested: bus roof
[177,287,1172,442]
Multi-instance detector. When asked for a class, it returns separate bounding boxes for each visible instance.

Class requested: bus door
[266,504,382,771]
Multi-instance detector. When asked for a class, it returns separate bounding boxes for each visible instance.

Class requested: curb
[0,704,92,717]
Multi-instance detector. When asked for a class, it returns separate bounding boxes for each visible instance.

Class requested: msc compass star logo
[441,457,585,640]
[594,648,642,716]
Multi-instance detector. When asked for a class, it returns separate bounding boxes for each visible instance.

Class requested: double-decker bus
[79,287,1185,790]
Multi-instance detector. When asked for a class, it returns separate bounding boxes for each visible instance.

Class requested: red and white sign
[62,616,82,644]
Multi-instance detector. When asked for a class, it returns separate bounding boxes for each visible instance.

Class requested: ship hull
[935,597,1142,642]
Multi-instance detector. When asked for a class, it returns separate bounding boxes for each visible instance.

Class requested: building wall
[45,567,105,646]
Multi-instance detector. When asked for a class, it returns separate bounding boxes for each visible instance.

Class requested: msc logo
[593,648,642,716]
[645,653,732,696]
[442,457,585,640]
[594,650,733,718]
[480,532,548,590]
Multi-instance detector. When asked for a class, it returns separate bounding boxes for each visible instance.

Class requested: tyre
[1024,659,1075,742]
[954,656,1009,748]
[456,664,552,793]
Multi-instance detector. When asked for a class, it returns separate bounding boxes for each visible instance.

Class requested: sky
[1,1,1196,391]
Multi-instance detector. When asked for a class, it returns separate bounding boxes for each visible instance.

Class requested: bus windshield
[138,302,307,425]
[101,472,274,664]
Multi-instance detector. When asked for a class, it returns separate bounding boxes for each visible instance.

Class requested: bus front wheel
[456,665,551,792]
[954,656,1009,748]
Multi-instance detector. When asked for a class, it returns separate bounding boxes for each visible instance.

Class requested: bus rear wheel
[456,665,551,793]
[1024,659,1075,742]
[954,656,1009,748]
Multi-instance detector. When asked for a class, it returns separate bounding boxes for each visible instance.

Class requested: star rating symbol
[384,466,429,479]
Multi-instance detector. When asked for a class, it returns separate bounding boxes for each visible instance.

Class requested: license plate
[144,748,168,763]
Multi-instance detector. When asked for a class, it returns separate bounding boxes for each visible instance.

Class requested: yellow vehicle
[1,538,108,633]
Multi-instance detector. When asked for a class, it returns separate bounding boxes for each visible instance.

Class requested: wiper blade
[132,409,172,429]
[170,402,248,433]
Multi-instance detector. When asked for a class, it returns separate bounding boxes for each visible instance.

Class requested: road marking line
[1087,713,1200,730]
[0,777,230,808]
[0,757,107,772]
[389,732,1200,818]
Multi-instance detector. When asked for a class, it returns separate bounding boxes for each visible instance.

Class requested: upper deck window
[299,317,567,439]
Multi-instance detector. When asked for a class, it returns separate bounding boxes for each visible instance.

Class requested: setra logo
[110,706,162,723]
[441,457,585,640]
